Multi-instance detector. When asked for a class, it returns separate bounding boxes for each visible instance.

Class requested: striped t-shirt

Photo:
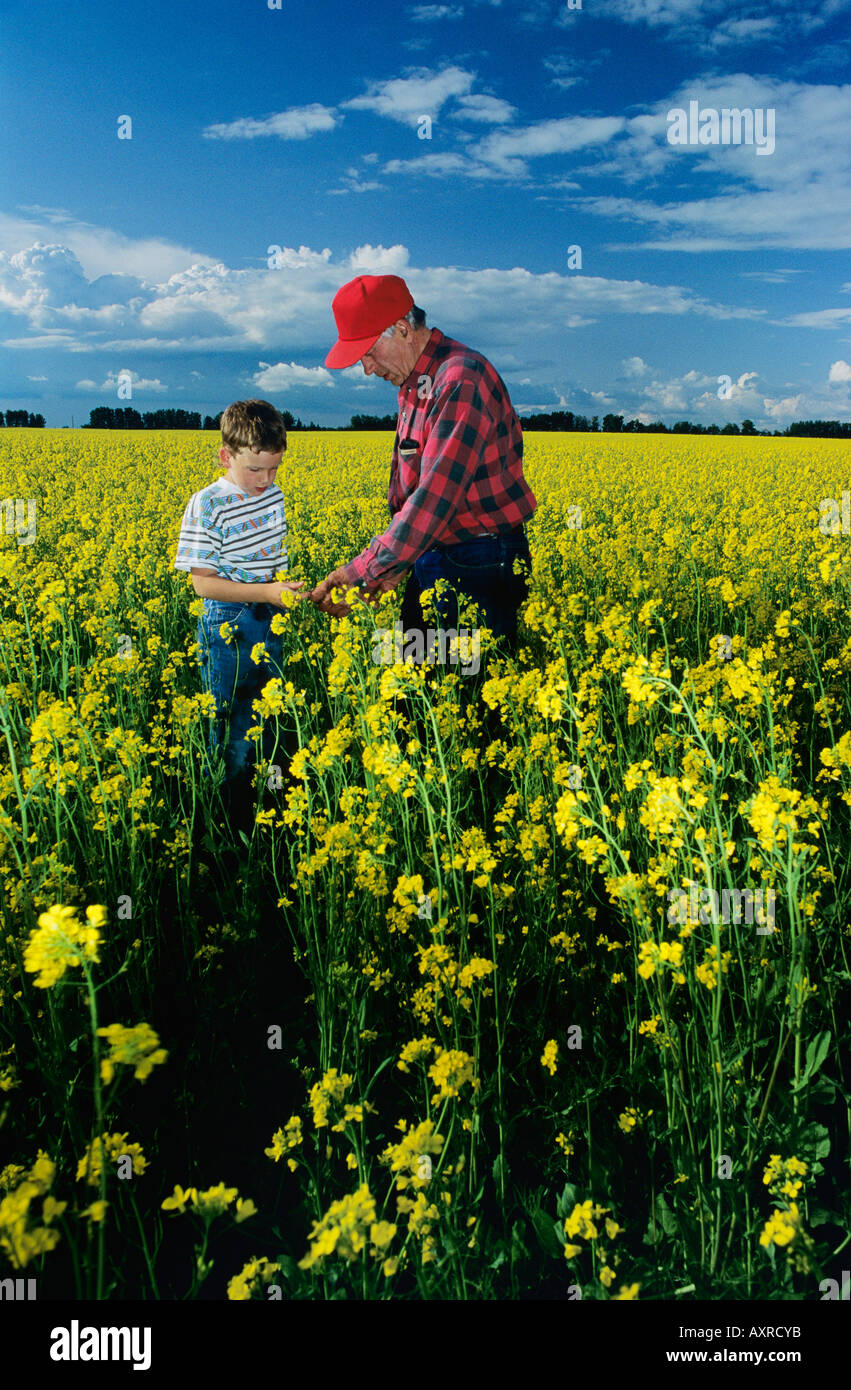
[174,476,288,582]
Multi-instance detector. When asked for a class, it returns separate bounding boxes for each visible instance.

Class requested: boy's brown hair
[220,399,287,456]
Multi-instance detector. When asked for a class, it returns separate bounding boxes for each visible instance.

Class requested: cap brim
[325,333,380,369]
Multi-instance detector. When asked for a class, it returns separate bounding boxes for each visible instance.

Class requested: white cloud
[763,394,804,421]
[27,374,47,381]
[622,356,649,377]
[0,234,778,376]
[253,362,336,390]
[102,368,167,393]
[344,66,475,127]
[475,116,625,175]
[542,54,587,90]
[453,94,516,124]
[203,104,338,141]
[0,210,212,281]
[383,151,498,180]
[75,379,97,389]
[591,0,850,44]
[739,268,805,284]
[784,308,851,329]
[409,3,464,18]
[577,76,851,251]
[829,359,851,382]
[709,16,779,46]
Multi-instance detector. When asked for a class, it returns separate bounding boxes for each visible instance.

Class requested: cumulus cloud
[2,228,838,430]
[344,66,475,127]
[101,368,167,393]
[0,209,212,281]
[253,362,336,390]
[453,94,516,123]
[0,232,769,364]
[600,358,849,428]
[203,105,338,141]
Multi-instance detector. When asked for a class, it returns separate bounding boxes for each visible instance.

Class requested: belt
[435,524,526,549]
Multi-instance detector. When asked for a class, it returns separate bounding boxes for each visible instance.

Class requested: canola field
[0,427,849,1301]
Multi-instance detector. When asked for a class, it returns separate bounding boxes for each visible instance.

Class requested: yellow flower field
[0,427,849,1300]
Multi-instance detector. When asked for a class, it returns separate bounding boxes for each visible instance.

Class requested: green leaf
[807,1207,835,1228]
[794,1120,831,1162]
[528,1205,564,1258]
[793,1030,831,1091]
[654,1191,679,1237]
[556,1182,578,1220]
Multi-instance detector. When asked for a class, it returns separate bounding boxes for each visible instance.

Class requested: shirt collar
[401,327,441,392]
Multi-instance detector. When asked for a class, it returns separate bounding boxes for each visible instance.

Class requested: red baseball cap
[325,274,415,368]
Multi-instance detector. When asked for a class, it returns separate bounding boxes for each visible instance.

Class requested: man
[310,274,536,653]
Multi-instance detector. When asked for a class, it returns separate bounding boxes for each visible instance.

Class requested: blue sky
[2,0,850,428]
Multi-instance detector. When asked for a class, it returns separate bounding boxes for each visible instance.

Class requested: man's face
[359,320,420,386]
[220,446,284,497]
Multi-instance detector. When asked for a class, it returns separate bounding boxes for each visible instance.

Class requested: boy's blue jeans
[196,599,284,783]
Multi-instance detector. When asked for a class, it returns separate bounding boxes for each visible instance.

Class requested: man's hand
[310,567,356,618]
[362,571,404,607]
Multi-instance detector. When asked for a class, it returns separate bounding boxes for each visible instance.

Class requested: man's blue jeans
[196,599,284,783]
[401,531,532,652]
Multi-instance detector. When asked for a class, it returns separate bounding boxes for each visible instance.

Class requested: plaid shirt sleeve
[341,374,492,588]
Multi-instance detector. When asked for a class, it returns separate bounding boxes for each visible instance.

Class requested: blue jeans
[196,600,284,783]
[402,531,532,651]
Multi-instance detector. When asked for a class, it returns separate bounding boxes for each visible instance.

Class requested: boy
[174,399,305,815]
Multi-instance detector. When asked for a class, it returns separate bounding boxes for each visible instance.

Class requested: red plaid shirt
[341,328,537,589]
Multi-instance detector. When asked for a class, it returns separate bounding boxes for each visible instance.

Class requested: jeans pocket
[439,541,502,572]
[205,601,249,623]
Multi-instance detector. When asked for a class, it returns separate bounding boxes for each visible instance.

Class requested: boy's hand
[269,580,307,608]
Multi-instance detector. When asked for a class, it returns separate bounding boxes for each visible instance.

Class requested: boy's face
[219,445,283,497]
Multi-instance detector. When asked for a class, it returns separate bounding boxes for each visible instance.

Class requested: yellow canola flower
[76,1134,147,1186]
[227,1255,281,1300]
[96,1022,168,1084]
[0,1150,63,1269]
[265,1116,303,1161]
[298,1182,378,1271]
[428,1048,478,1102]
[23,903,106,988]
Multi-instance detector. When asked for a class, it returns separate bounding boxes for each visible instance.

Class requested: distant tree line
[6,404,850,438]
[785,420,851,438]
[84,407,203,429]
[0,410,46,427]
[81,407,320,430]
[343,413,399,430]
[518,411,851,438]
[336,409,851,438]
